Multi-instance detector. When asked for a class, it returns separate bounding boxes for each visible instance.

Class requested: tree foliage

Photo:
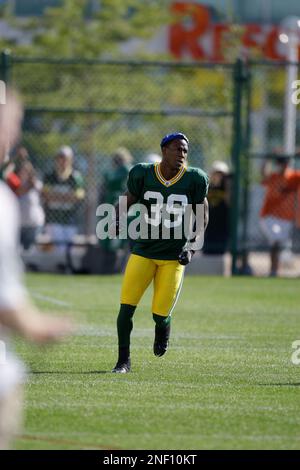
[0,0,170,58]
[0,0,233,171]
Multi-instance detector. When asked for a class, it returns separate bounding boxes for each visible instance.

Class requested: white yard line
[31,291,72,307]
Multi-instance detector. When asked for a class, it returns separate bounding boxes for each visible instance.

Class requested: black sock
[152,313,171,329]
[117,346,131,364]
[117,304,136,360]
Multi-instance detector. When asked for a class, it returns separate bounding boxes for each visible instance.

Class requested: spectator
[203,160,230,255]
[102,147,133,205]
[144,153,161,164]
[15,160,45,251]
[0,146,30,194]
[13,146,30,173]
[100,148,133,260]
[284,150,300,230]
[260,155,297,277]
[43,146,85,254]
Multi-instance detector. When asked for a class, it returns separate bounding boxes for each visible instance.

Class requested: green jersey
[127,163,209,260]
[104,164,131,205]
[44,170,84,225]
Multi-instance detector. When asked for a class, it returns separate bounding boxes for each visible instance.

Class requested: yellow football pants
[121,254,185,317]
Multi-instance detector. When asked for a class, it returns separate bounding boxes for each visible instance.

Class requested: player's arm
[178,197,209,266]
[109,190,138,237]
[179,169,209,266]
[0,241,72,343]
[0,217,72,343]
[0,302,72,344]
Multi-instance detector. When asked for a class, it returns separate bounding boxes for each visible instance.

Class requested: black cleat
[112,358,131,374]
[153,323,170,357]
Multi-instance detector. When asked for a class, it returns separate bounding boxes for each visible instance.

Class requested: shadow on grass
[29,370,110,374]
[258,383,300,387]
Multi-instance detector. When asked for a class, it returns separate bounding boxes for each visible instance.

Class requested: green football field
[13,273,300,450]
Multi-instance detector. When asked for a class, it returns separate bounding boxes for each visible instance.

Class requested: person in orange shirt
[285,168,300,229]
[260,156,297,277]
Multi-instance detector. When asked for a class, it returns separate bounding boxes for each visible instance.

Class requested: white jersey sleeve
[0,181,27,310]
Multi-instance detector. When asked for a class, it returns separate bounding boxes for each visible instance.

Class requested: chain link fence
[240,62,300,277]
[2,53,299,276]
[1,53,237,273]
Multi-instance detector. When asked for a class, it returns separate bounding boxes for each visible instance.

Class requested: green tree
[0,1,235,234]
[0,0,169,58]
[0,1,174,233]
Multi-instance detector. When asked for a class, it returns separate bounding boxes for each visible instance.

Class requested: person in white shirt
[16,160,45,250]
[0,89,72,449]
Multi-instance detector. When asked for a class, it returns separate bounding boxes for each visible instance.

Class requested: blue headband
[160,132,189,148]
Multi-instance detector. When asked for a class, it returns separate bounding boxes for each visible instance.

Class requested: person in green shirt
[100,147,133,254]
[43,146,85,253]
[110,132,209,373]
[103,147,133,206]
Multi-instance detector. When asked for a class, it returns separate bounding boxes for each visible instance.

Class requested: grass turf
[12,274,300,450]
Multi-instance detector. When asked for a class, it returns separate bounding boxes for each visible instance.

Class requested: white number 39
[144,191,188,228]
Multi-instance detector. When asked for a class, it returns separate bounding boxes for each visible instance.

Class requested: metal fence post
[230,58,249,275]
[240,64,252,274]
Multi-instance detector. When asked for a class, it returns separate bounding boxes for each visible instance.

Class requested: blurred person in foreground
[260,154,297,277]
[0,90,72,449]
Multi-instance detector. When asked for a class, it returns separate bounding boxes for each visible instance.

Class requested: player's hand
[24,312,74,344]
[178,250,194,266]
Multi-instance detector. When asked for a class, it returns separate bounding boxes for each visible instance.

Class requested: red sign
[169,1,300,61]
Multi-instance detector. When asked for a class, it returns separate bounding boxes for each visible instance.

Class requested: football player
[111,132,209,373]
